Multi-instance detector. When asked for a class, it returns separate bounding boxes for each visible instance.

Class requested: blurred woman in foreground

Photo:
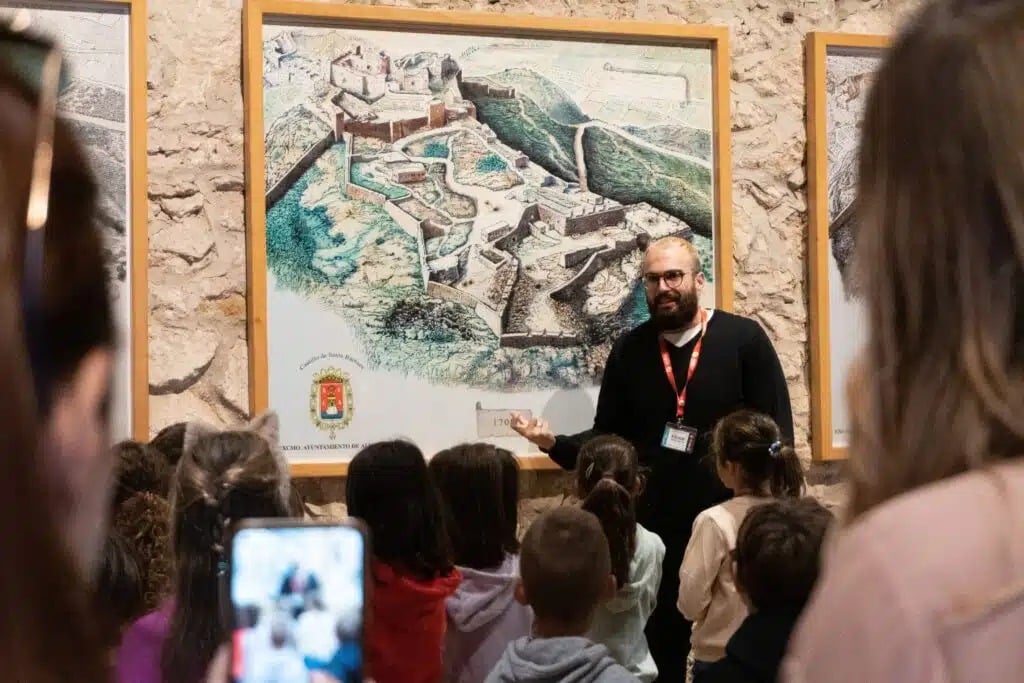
[785,1,1024,680]
[0,20,117,681]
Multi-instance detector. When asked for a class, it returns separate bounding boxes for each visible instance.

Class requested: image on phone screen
[230,525,364,683]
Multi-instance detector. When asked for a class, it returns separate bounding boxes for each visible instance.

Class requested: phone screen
[229,524,365,683]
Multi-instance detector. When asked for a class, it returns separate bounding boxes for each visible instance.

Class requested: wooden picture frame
[244,0,733,476]
[2,0,149,440]
[806,32,888,461]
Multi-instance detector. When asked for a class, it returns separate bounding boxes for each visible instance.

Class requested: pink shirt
[784,462,1024,682]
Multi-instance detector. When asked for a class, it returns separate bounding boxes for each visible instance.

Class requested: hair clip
[585,462,595,479]
[768,441,782,458]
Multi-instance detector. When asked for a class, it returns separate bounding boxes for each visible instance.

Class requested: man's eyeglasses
[641,270,692,289]
[0,13,66,407]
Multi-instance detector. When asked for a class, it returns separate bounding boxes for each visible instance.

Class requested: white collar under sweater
[660,308,715,348]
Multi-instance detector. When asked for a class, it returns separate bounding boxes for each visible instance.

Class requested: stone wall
[146,0,921,512]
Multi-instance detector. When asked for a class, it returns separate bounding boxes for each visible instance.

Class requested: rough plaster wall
[146,0,921,517]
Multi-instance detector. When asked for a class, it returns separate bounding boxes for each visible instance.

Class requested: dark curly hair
[111,440,173,508]
[113,492,173,614]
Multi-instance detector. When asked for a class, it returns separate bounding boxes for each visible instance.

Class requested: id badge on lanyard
[659,309,706,454]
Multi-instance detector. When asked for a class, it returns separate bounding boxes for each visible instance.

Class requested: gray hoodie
[485,636,639,683]
[444,554,533,683]
[587,524,665,682]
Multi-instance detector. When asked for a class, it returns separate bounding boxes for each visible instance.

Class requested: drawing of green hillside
[265,105,332,192]
[464,68,714,237]
[485,68,589,125]
[582,126,712,237]
[624,124,712,161]
[466,70,581,181]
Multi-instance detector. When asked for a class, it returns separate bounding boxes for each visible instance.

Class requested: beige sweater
[677,495,770,662]
[784,462,1024,683]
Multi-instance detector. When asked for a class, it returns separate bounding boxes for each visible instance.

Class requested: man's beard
[647,287,699,331]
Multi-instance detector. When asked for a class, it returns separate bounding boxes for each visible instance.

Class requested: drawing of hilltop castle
[263,28,714,388]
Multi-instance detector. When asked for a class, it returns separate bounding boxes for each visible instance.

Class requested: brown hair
[93,530,144,650]
[114,491,173,613]
[430,443,513,569]
[495,447,521,554]
[0,50,114,682]
[347,440,453,581]
[734,498,833,611]
[576,435,641,589]
[712,410,804,498]
[848,0,1024,518]
[112,440,174,507]
[520,506,611,625]
[163,428,290,683]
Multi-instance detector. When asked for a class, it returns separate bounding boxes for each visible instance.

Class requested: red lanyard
[658,308,707,420]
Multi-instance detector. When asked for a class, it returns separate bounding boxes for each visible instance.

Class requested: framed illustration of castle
[806,32,888,461]
[0,0,150,440]
[244,1,733,475]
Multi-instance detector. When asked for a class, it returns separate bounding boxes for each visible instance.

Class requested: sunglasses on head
[0,13,69,409]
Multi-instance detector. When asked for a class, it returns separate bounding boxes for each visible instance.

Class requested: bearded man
[511,236,792,682]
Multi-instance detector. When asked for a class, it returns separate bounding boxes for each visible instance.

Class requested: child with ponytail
[576,435,665,682]
[678,410,804,683]
[115,412,291,683]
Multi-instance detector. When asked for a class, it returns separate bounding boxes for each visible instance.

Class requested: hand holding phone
[228,520,368,683]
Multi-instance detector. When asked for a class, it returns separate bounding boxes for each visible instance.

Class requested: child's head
[111,440,173,509]
[734,497,833,612]
[347,440,453,580]
[430,443,513,569]
[495,446,521,554]
[163,412,290,683]
[712,410,804,498]
[576,435,640,589]
[517,506,616,633]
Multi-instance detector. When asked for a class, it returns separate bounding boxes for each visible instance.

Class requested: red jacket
[365,561,462,683]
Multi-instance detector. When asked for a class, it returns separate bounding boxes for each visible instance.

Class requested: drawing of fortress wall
[499,331,581,348]
[562,244,606,268]
[565,205,626,236]
[265,129,337,208]
[602,62,690,102]
[340,131,354,192]
[537,190,626,236]
[491,205,539,252]
[383,201,429,289]
[459,78,516,99]
[487,260,518,328]
[345,182,387,205]
[426,281,502,335]
[550,236,642,304]
[335,102,452,144]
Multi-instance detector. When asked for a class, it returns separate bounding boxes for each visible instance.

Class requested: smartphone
[227,519,368,683]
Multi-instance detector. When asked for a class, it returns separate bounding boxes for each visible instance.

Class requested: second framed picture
[0,0,149,441]
[244,1,733,473]
[806,32,888,461]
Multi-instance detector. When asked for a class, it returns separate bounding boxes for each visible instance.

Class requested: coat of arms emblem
[309,368,353,438]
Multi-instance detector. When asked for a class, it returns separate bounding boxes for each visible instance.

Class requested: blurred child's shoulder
[635,524,665,558]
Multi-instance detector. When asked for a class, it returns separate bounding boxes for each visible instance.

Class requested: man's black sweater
[545,310,793,676]
[548,310,793,531]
